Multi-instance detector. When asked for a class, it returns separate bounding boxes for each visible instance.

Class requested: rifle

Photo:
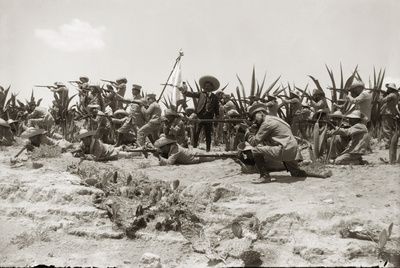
[100,79,117,85]
[185,118,249,124]
[68,81,82,86]
[192,152,240,158]
[14,146,27,158]
[123,148,159,159]
[34,85,57,89]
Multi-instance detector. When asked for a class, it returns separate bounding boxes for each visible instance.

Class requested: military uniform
[328,111,371,165]
[137,95,162,146]
[27,107,55,132]
[380,84,399,147]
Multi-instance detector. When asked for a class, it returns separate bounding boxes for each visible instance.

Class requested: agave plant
[234,66,281,116]
[50,87,77,140]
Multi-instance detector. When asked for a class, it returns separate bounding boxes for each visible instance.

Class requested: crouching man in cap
[244,103,310,183]
[161,109,188,147]
[327,110,371,165]
[153,136,216,166]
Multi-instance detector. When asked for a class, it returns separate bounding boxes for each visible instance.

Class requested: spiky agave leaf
[250,66,256,98]
[219,83,229,92]
[308,75,324,92]
[236,74,247,107]
[260,76,280,99]
[344,65,358,90]
[340,63,344,89]
[235,86,246,114]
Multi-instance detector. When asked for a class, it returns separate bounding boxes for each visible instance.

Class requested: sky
[0,0,399,107]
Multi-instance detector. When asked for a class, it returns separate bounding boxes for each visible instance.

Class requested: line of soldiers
[1,75,399,183]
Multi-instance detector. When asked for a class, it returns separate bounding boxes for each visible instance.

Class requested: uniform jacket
[247,115,298,161]
[183,90,219,117]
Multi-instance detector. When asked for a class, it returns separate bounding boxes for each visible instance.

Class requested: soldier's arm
[380,93,396,104]
[247,122,271,146]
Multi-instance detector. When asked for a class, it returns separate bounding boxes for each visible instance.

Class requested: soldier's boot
[283,161,307,177]
[251,153,276,184]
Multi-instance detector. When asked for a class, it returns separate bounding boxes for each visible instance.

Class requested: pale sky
[1,0,399,106]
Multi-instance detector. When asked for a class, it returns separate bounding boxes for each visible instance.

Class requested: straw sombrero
[77,129,96,139]
[164,109,179,117]
[199,75,220,92]
[21,127,47,138]
[346,110,365,119]
[0,118,10,128]
[154,137,177,148]
[114,109,128,117]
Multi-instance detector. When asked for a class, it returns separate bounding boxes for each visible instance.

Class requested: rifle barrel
[187,118,246,123]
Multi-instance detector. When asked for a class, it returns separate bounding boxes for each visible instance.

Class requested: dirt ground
[0,141,399,267]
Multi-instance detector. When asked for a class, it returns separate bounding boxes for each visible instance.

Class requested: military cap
[132,84,142,91]
[79,76,89,83]
[116,78,128,84]
[248,103,268,117]
[227,109,240,117]
[146,93,157,100]
[385,83,398,92]
[329,110,344,118]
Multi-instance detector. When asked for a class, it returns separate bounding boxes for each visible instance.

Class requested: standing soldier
[379,83,399,148]
[137,93,162,147]
[347,80,372,123]
[178,75,220,152]
[282,91,302,136]
[26,106,55,132]
[115,78,128,109]
[309,88,329,115]
[265,95,279,116]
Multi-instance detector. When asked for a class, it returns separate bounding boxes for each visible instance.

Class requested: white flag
[169,61,183,108]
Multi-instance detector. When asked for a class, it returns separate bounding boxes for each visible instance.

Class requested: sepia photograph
[0,0,399,267]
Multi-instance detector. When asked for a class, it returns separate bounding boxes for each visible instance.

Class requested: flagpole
[157,49,184,103]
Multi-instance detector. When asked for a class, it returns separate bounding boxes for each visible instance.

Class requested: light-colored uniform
[137,102,162,146]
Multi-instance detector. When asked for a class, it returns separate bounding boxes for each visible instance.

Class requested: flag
[169,61,183,110]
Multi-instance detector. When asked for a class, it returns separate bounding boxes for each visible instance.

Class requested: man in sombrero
[179,75,220,152]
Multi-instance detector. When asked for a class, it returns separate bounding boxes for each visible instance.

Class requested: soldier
[74,129,136,161]
[309,88,329,115]
[379,83,399,148]
[114,78,128,109]
[137,93,162,147]
[27,106,55,132]
[111,109,136,146]
[265,95,279,116]
[74,129,118,161]
[327,110,371,165]
[346,80,372,123]
[161,109,187,147]
[0,118,14,146]
[7,119,20,136]
[244,103,308,183]
[282,91,302,136]
[20,127,55,151]
[153,136,216,166]
[178,75,220,152]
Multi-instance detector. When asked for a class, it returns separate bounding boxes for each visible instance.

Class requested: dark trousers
[193,113,213,152]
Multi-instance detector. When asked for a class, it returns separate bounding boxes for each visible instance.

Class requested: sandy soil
[0,143,399,267]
